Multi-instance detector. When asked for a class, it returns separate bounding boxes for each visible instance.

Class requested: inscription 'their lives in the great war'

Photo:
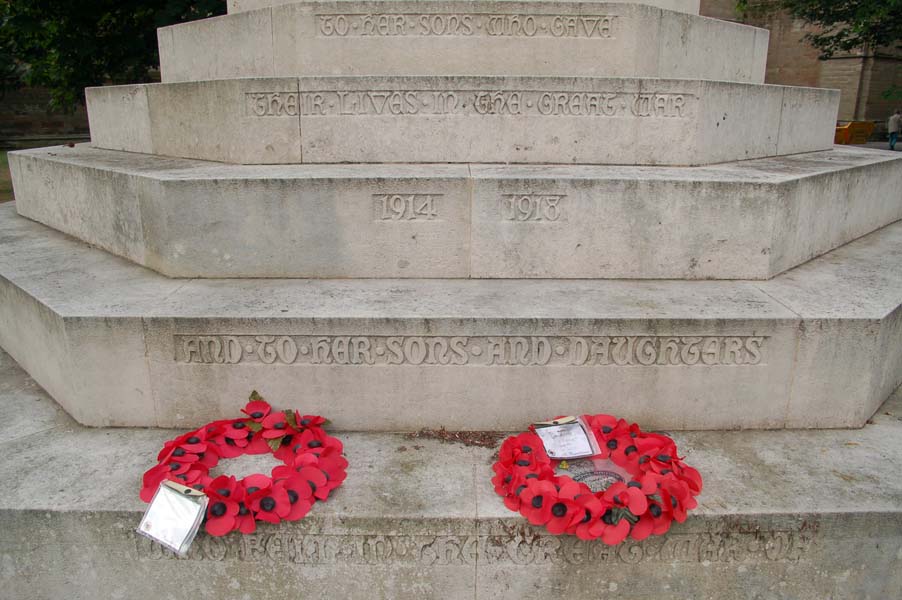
[174,335,766,367]
[245,90,692,118]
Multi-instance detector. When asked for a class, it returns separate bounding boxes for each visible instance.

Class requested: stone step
[0,347,899,599]
[85,76,838,166]
[1,202,900,431]
[9,144,902,280]
[228,0,703,15]
[158,1,767,84]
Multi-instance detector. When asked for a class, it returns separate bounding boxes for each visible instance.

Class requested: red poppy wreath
[492,415,703,545]
[140,392,347,536]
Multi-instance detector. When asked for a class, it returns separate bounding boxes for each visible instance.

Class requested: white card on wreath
[533,417,599,459]
[137,480,208,556]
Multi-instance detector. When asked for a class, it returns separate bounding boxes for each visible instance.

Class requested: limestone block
[158,8,275,82]
[1,203,901,430]
[227,0,703,15]
[86,78,303,164]
[159,2,765,83]
[85,84,153,154]
[1,361,901,599]
[11,145,901,279]
[86,76,839,166]
[136,164,472,277]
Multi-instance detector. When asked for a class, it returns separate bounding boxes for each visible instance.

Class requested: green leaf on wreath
[249,390,263,401]
[246,420,263,433]
[284,410,298,429]
[267,437,283,453]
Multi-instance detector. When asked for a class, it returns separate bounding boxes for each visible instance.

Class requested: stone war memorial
[1,0,902,598]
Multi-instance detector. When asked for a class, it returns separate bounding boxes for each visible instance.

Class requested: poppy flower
[660,478,695,523]
[519,480,559,526]
[294,412,326,429]
[630,501,673,540]
[546,497,582,535]
[204,475,244,536]
[293,428,342,456]
[249,485,291,524]
[262,411,294,439]
[603,481,648,517]
[234,501,257,534]
[275,476,314,521]
[242,399,271,422]
[498,433,549,468]
[591,511,632,545]
[572,493,608,540]
[315,449,348,494]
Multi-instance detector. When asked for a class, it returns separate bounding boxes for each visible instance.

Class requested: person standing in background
[889,109,901,151]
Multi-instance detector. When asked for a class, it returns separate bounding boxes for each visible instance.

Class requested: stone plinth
[10,145,902,279]
[227,0,704,14]
[1,203,900,431]
[85,76,839,166]
[1,350,901,599]
[158,2,768,83]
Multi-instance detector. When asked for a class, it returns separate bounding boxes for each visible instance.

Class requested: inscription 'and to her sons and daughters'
[176,335,766,367]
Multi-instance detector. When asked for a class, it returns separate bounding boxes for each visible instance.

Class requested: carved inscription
[174,335,766,366]
[245,91,693,118]
[374,194,441,221]
[501,194,564,222]
[317,13,618,38]
[132,526,814,565]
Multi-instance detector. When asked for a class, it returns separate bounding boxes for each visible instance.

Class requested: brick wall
[0,86,89,140]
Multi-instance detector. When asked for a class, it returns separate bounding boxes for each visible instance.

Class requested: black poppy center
[531,496,543,509]
[274,422,286,430]
[551,502,567,518]
[250,411,264,419]
[627,481,642,488]
[187,436,200,444]
[300,419,311,426]
[308,481,318,493]
[601,509,615,525]
[308,440,322,448]
[260,497,276,512]
[521,445,532,453]
[650,504,662,518]
[169,462,180,471]
[238,502,249,516]
[602,426,612,434]
[582,509,592,523]
[216,488,230,497]
[657,454,671,462]
[172,448,185,457]
[624,445,637,456]
[247,486,260,494]
[232,422,245,430]
[606,439,618,450]
[515,459,530,467]
[287,490,299,504]
[210,502,226,517]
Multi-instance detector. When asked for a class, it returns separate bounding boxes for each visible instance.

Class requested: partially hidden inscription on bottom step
[174,335,767,367]
[133,525,815,565]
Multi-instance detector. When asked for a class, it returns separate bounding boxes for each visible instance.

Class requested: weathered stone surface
[0,202,900,430]
[227,0,704,15]
[85,76,839,166]
[158,2,767,83]
[10,145,902,279]
[0,349,900,599]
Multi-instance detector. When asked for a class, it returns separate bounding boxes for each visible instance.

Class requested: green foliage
[737,0,902,58]
[0,0,225,110]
